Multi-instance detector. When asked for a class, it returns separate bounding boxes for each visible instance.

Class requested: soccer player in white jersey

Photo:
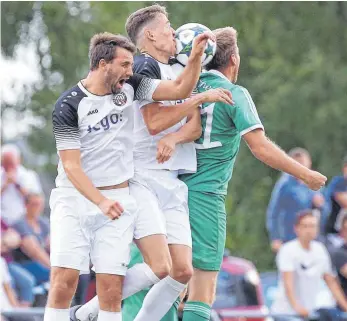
[71,5,233,321]
[45,31,219,321]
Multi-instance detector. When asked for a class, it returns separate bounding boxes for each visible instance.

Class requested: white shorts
[130,169,192,247]
[49,187,137,275]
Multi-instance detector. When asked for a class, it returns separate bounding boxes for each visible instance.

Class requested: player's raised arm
[142,88,232,135]
[151,32,215,101]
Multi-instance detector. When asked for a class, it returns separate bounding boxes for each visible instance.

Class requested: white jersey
[132,54,196,174]
[52,75,159,188]
[271,239,334,315]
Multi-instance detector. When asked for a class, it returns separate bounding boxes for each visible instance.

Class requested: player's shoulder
[55,84,87,111]
[133,54,161,79]
[312,240,329,253]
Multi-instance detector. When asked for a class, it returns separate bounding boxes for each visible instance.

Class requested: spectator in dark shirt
[266,148,329,252]
[325,156,347,235]
[13,193,50,284]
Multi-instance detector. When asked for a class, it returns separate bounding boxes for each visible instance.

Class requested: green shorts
[188,191,226,271]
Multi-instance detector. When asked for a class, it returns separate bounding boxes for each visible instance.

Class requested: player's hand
[157,134,177,164]
[294,304,310,318]
[200,88,234,105]
[302,170,327,191]
[270,239,283,253]
[190,31,216,59]
[98,198,124,220]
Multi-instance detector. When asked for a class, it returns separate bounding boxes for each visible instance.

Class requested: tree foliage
[2,1,346,270]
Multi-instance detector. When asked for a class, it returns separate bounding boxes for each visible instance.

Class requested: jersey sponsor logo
[87,113,123,133]
[87,109,98,116]
[113,92,127,106]
[300,262,316,270]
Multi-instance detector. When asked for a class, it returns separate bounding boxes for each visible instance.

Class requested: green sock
[182,301,211,321]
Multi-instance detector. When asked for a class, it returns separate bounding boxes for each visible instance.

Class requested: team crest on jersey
[113,92,127,106]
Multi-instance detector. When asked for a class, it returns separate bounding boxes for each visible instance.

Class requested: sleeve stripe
[135,78,160,101]
[240,87,260,120]
[240,124,264,137]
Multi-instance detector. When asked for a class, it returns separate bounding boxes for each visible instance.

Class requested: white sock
[44,307,69,321]
[75,263,159,321]
[98,310,121,321]
[134,276,186,321]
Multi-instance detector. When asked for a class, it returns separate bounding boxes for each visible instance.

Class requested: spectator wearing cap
[266,147,329,253]
[325,156,347,235]
[12,193,50,284]
[1,144,43,226]
[271,210,347,321]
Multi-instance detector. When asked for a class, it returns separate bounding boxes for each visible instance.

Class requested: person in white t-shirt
[0,256,20,313]
[271,209,347,320]
[1,144,43,226]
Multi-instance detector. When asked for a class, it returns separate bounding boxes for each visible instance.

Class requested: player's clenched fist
[190,32,216,59]
[98,198,124,220]
[303,170,327,191]
[157,133,177,164]
[201,88,234,105]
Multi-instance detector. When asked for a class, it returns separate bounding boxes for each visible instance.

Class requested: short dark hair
[206,27,238,71]
[295,209,317,226]
[125,4,168,44]
[25,193,44,204]
[89,32,136,71]
[288,147,311,160]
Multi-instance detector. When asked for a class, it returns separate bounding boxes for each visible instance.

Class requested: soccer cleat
[69,305,82,321]
[70,304,98,321]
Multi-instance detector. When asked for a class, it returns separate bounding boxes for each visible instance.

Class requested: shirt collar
[205,69,231,83]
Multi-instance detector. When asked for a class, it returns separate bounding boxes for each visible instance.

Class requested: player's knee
[151,260,171,280]
[172,263,194,284]
[49,277,78,304]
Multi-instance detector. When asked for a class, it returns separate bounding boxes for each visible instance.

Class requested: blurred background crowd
[1,1,347,321]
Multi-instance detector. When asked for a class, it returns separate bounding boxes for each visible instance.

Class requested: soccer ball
[175,23,217,67]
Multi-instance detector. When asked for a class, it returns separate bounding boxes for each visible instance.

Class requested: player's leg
[89,188,137,321]
[134,177,193,321]
[44,188,91,321]
[182,191,227,321]
[73,181,170,321]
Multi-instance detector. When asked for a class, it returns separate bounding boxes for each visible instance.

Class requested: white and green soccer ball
[175,23,217,67]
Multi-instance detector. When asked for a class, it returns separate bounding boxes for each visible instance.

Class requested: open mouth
[116,78,128,89]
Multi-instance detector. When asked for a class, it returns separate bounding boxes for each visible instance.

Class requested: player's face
[104,47,134,94]
[295,215,318,242]
[151,14,176,57]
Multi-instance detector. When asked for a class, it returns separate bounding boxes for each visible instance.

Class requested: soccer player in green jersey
[175,27,327,321]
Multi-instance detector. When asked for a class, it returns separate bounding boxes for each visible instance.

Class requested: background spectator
[266,147,328,252]
[271,210,347,321]
[330,216,347,307]
[1,220,36,307]
[325,156,347,235]
[12,193,50,285]
[1,144,42,226]
[0,254,20,313]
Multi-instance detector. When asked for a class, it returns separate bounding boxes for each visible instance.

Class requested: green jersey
[180,70,263,195]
